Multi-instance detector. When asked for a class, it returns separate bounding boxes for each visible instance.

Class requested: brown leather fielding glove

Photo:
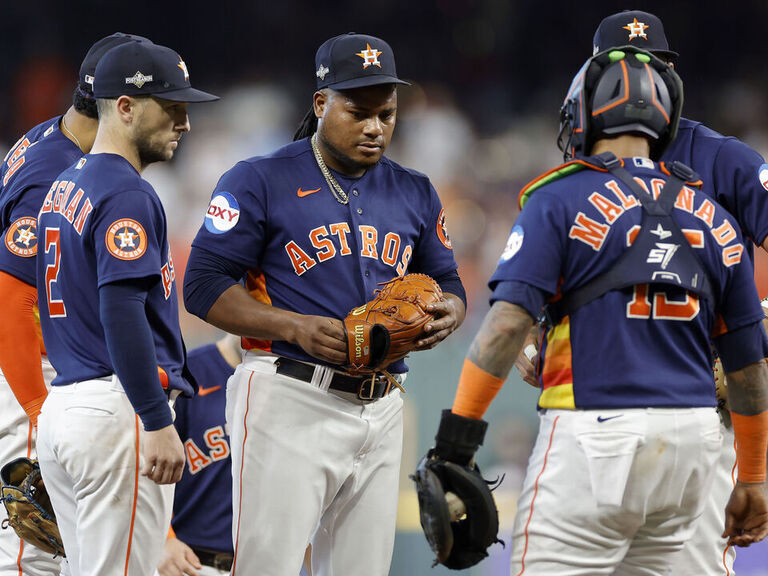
[1,458,65,558]
[343,273,443,374]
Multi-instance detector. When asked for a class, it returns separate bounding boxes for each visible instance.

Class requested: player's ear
[115,95,136,124]
[313,90,328,119]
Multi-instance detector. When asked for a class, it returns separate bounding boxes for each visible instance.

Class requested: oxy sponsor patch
[5,217,38,257]
[759,164,768,192]
[204,192,240,234]
[501,225,524,261]
[106,219,147,260]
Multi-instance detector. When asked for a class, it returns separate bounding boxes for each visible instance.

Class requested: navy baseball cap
[79,33,151,95]
[593,10,679,60]
[93,41,218,102]
[315,32,410,91]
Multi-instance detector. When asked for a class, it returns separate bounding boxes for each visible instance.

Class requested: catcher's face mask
[557,45,683,162]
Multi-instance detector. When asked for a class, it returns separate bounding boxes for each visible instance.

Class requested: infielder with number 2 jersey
[34,41,217,576]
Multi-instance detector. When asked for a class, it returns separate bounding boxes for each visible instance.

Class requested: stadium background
[3,1,767,574]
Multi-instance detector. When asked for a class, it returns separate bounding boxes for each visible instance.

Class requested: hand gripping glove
[1,458,65,557]
[411,410,502,570]
[343,273,443,375]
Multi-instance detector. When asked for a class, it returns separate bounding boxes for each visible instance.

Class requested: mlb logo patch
[633,157,654,170]
[205,192,240,234]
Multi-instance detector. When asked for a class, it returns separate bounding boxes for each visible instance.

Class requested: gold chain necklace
[61,116,83,152]
[311,133,349,205]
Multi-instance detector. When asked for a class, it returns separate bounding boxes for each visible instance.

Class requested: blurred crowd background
[4,1,768,574]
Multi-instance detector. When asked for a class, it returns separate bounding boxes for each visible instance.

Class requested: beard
[134,125,176,168]
[317,130,381,177]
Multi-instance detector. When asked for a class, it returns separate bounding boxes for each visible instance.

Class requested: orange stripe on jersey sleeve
[241,269,273,352]
[539,317,575,409]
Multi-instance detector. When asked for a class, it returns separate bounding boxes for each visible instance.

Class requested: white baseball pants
[37,378,173,576]
[227,354,403,576]
[0,359,65,576]
[511,407,722,576]
[671,423,736,575]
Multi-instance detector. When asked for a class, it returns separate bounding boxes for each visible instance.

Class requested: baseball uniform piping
[123,415,140,576]
[231,370,255,576]
[516,414,559,575]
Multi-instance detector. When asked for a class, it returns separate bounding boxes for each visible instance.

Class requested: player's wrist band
[451,358,505,420]
[731,409,768,483]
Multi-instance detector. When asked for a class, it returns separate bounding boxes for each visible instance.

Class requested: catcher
[1,458,64,560]
[414,46,768,574]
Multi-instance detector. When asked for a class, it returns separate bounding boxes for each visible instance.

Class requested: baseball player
[33,41,217,576]
[157,335,239,576]
[184,32,466,576]
[0,33,148,576]
[438,46,768,575]
[513,10,768,574]
[156,335,313,576]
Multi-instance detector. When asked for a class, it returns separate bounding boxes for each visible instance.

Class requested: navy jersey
[172,343,234,554]
[190,138,458,372]
[1,117,82,285]
[493,158,764,410]
[35,153,191,395]
[663,117,768,247]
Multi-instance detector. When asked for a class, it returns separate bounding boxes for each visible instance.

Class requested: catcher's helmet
[557,46,683,161]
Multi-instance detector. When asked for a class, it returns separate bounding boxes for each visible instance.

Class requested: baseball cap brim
[151,87,219,103]
[649,49,679,61]
[327,75,411,91]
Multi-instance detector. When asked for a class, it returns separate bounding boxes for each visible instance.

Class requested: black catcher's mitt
[411,410,502,570]
[1,458,65,557]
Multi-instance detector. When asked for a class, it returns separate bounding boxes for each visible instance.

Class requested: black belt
[275,357,399,400]
[189,546,233,571]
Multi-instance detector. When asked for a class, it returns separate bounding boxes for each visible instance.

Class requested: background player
[34,41,218,576]
[184,32,466,576]
[514,10,768,574]
[430,46,768,574]
[0,32,147,576]
[156,334,313,576]
[157,334,239,576]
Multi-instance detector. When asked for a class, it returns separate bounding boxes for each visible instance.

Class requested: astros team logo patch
[759,164,768,192]
[501,225,524,261]
[205,192,240,234]
[356,43,382,69]
[106,219,147,260]
[436,208,452,249]
[5,217,38,257]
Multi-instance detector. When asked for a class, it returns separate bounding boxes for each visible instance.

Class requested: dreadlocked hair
[293,103,318,141]
[73,87,98,119]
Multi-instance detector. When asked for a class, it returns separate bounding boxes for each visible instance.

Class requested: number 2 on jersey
[626,284,699,321]
[44,228,67,317]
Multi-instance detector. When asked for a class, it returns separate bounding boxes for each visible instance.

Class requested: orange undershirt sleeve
[451,358,505,420]
[0,270,48,427]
